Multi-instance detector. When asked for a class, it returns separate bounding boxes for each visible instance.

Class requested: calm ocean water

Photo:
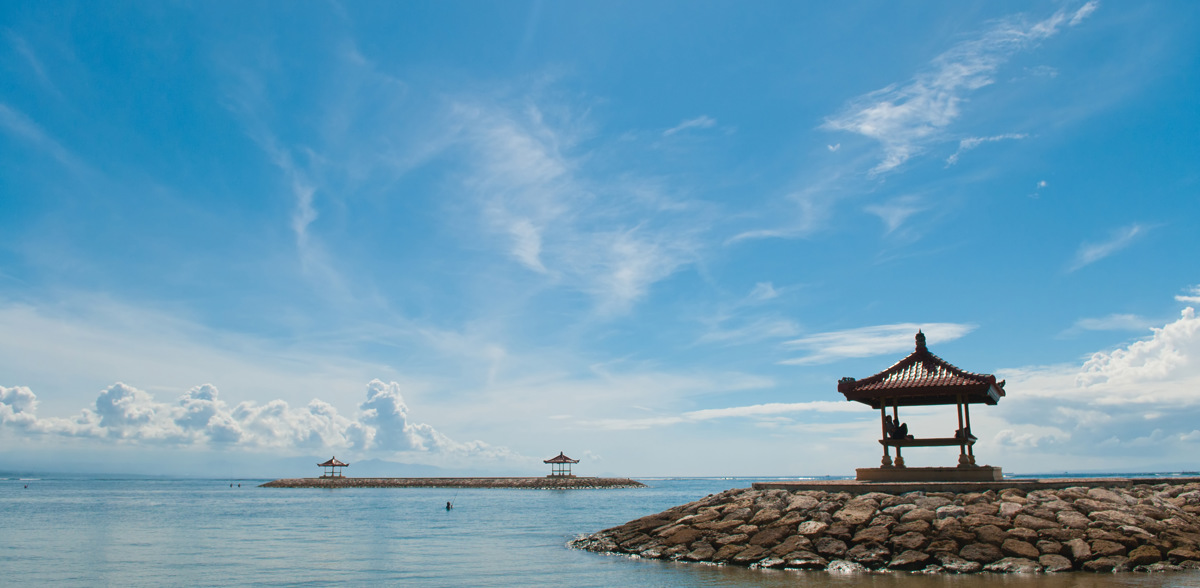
[3,476,1199,587]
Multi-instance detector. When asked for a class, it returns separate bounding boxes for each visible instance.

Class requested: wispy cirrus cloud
[453,99,705,314]
[1068,223,1148,272]
[0,102,89,175]
[1064,313,1156,335]
[584,400,861,430]
[663,115,717,137]
[945,133,1029,165]
[780,322,976,365]
[824,2,1097,175]
[864,195,927,235]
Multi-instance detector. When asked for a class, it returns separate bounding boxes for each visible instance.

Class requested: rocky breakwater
[570,482,1200,574]
[261,476,645,489]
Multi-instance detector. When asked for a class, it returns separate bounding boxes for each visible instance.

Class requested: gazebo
[544,452,579,478]
[317,456,349,478]
[837,332,1006,482]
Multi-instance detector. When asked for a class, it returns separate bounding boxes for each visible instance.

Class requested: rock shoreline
[260,476,645,489]
[570,481,1200,574]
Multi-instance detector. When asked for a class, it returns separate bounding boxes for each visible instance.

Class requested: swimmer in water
[446,501,453,510]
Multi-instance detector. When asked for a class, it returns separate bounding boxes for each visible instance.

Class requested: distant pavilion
[544,452,579,478]
[318,456,349,478]
[837,331,1006,482]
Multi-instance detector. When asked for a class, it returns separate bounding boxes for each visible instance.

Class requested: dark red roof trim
[837,331,1005,408]
[544,452,579,464]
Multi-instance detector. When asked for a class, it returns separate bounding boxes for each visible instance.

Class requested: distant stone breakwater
[260,477,645,489]
[570,479,1200,574]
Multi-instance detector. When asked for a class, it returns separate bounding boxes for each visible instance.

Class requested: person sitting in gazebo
[885,415,914,440]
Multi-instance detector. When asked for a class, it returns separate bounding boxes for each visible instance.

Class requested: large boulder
[891,531,928,552]
[935,553,982,574]
[1126,544,1162,567]
[1039,554,1073,572]
[960,542,1004,564]
[1001,538,1040,560]
[846,542,891,568]
[888,550,932,570]
[851,525,890,544]
[834,502,878,526]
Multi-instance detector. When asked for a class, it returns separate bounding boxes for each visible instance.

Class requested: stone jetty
[570,478,1200,574]
[260,476,645,489]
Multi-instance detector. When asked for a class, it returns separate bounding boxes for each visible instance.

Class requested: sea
[3,475,1200,587]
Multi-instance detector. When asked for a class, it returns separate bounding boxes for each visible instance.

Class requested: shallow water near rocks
[3,476,1198,587]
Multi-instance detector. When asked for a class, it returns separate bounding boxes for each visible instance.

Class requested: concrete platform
[855,465,1002,482]
[751,476,1200,494]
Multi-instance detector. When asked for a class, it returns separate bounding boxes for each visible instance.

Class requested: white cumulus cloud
[0,379,513,460]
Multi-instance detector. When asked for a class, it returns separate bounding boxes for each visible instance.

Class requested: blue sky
[2,1,1199,477]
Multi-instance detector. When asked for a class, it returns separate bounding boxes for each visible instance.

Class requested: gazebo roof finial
[915,330,926,351]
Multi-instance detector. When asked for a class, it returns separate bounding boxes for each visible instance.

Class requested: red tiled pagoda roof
[318,457,349,467]
[544,452,579,464]
[837,332,1005,409]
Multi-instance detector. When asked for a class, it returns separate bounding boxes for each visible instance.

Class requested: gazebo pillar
[879,405,892,467]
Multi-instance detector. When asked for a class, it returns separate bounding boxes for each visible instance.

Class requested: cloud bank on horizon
[0,379,515,461]
[1,1,1198,475]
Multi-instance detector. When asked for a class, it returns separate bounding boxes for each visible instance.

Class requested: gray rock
[834,502,878,526]
[1064,538,1091,563]
[1013,514,1058,530]
[998,502,1023,518]
[796,520,828,536]
[815,537,848,558]
[891,531,928,552]
[825,559,867,573]
[1134,562,1183,573]
[935,553,983,574]
[684,543,715,561]
[936,505,966,519]
[1087,487,1133,505]
[748,508,782,526]
[782,550,827,570]
[916,496,953,510]
[846,542,890,568]
[984,557,1043,573]
[901,508,936,523]
[785,495,819,512]
[1039,554,1073,572]
[883,503,918,516]
[1057,510,1091,529]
